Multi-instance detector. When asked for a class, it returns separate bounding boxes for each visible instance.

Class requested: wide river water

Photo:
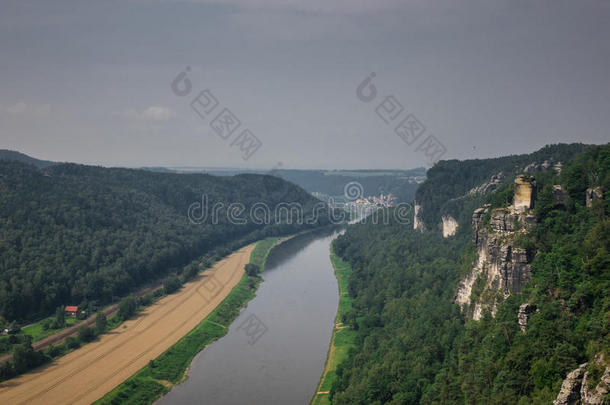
[158,227,344,405]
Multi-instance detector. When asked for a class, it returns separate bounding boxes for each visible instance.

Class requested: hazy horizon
[1,0,609,169]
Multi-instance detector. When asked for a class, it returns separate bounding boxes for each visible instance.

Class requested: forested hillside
[0,149,58,169]
[331,144,609,404]
[415,143,591,230]
[0,161,330,322]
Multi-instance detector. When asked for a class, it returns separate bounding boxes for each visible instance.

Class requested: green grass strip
[310,245,357,405]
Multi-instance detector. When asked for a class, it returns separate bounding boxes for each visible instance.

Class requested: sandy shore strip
[0,244,255,405]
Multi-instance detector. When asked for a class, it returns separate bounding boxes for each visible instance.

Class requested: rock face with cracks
[514,174,536,212]
[456,175,537,320]
[554,354,610,405]
[413,202,424,232]
[442,214,458,237]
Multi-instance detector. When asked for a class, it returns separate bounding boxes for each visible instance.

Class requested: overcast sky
[1,0,609,169]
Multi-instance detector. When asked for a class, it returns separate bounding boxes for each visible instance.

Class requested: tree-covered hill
[415,143,591,230]
[0,149,57,169]
[330,144,609,404]
[0,161,330,322]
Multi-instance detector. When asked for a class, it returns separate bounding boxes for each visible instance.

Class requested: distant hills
[0,150,425,202]
[0,149,58,168]
[146,167,427,203]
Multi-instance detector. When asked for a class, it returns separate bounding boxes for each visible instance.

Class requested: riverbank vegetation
[311,249,357,405]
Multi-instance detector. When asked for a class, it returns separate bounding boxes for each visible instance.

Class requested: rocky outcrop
[586,187,603,208]
[555,355,610,405]
[468,172,505,196]
[442,214,458,237]
[455,178,537,320]
[524,159,563,175]
[517,303,537,332]
[555,364,587,405]
[581,354,610,405]
[413,203,424,232]
[514,175,536,211]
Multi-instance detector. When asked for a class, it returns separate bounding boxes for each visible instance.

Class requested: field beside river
[0,243,257,405]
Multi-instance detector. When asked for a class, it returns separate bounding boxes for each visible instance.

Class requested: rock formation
[442,214,458,237]
[413,202,424,232]
[468,172,505,196]
[524,159,563,175]
[517,303,537,332]
[554,364,587,405]
[455,177,536,320]
[580,355,610,405]
[514,175,536,211]
[554,354,610,405]
[586,187,603,208]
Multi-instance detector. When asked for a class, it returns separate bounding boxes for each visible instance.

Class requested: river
[157,227,344,405]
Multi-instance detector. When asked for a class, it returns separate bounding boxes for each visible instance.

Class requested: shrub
[182,263,199,282]
[77,326,95,343]
[66,336,80,349]
[163,276,182,295]
[46,344,61,358]
[117,296,138,321]
[245,263,260,277]
[95,311,107,334]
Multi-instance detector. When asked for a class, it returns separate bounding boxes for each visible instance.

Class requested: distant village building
[65,305,79,317]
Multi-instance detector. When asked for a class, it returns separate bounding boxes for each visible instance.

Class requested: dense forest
[415,143,591,230]
[0,160,331,322]
[331,144,609,404]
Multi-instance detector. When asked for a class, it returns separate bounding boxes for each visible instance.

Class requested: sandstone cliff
[455,176,536,320]
[441,214,458,237]
[554,354,610,405]
[413,202,424,232]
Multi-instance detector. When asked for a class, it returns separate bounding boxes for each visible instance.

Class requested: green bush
[244,263,260,277]
[117,296,138,321]
[163,276,182,295]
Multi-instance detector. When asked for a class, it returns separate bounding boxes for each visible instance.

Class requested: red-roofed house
[65,305,78,317]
